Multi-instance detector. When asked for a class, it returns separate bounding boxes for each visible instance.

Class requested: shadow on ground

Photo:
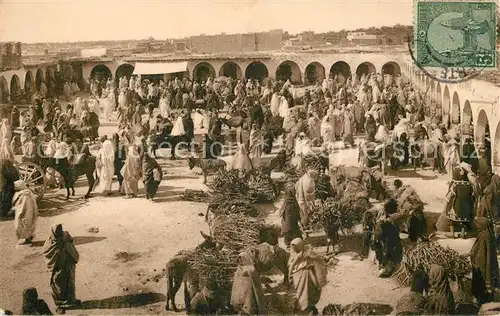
[150,186,183,203]
[38,196,88,217]
[67,292,165,310]
[31,236,106,247]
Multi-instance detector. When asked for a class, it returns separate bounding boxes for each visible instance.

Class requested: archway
[10,75,21,103]
[494,122,500,169]
[219,62,242,79]
[429,80,435,102]
[24,71,34,99]
[436,83,442,106]
[90,64,112,82]
[355,62,376,78]
[45,70,54,96]
[330,61,351,83]
[442,86,450,118]
[475,110,489,148]
[35,69,44,90]
[462,100,473,134]
[451,91,460,124]
[0,76,8,103]
[382,61,401,76]
[245,61,269,82]
[275,60,302,84]
[193,62,216,82]
[72,64,85,89]
[304,62,325,85]
[115,63,135,84]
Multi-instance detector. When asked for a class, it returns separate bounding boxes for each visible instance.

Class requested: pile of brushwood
[187,248,238,294]
[392,238,471,286]
[210,213,280,252]
[209,169,277,203]
[308,196,372,236]
[208,194,259,218]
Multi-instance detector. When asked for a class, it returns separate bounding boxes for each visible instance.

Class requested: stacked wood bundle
[392,239,471,286]
[208,194,259,218]
[209,169,277,204]
[187,248,238,293]
[210,213,262,252]
[308,197,372,236]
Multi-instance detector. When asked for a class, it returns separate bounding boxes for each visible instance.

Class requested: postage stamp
[414,0,497,69]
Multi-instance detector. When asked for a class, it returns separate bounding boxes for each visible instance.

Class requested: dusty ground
[0,107,476,315]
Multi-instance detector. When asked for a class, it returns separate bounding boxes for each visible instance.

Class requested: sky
[0,0,414,43]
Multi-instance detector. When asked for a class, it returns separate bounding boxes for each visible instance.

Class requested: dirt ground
[0,111,477,315]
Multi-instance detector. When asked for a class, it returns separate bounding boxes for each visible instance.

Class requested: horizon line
[4,24,413,46]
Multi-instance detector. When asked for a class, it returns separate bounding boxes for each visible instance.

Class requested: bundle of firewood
[209,169,277,203]
[210,213,262,252]
[208,194,259,218]
[392,238,471,286]
[187,248,238,292]
[308,197,372,235]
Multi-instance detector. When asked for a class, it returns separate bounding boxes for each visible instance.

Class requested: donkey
[164,231,217,312]
[244,242,290,285]
[39,154,97,200]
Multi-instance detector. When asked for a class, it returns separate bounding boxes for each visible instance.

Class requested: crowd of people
[1,64,500,315]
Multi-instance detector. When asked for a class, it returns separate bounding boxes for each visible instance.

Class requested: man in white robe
[12,180,38,245]
[270,92,280,117]
[293,132,313,169]
[279,96,289,118]
[295,168,317,227]
[96,139,115,195]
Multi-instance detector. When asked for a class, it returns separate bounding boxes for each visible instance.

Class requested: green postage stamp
[414,0,497,69]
